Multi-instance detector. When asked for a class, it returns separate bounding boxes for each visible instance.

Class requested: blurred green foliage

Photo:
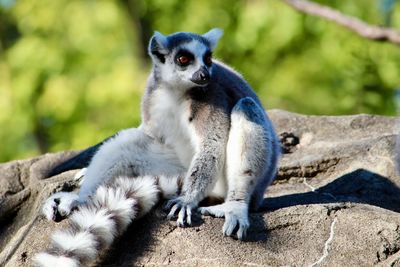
[0,0,399,162]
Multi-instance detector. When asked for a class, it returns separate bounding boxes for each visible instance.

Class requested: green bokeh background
[0,0,399,162]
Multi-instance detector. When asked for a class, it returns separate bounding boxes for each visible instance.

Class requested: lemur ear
[148,31,169,63]
[203,28,223,50]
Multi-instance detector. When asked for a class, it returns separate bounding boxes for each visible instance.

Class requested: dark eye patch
[151,50,165,63]
[175,50,194,67]
[203,50,212,66]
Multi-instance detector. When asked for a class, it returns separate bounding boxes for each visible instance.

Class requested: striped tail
[33,176,159,267]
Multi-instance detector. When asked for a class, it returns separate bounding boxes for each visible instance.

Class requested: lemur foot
[166,197,196,227]
[199,201,249,240]
[42,192,79,221]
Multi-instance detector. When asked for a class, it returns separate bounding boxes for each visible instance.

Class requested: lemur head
[148,28,223,89]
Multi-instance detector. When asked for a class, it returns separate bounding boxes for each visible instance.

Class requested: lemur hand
[166,196,197,227]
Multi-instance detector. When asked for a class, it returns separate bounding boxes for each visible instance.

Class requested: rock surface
[0,110,399,267]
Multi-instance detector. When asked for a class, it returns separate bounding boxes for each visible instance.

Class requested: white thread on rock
[303,178,337,200]
[303,177,316,192]
[309,217,338,267]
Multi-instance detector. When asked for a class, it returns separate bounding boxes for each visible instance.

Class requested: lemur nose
[200,72,207,80]
[190,66,210,85]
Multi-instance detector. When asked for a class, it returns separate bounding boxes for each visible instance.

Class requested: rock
[0,110,399,266]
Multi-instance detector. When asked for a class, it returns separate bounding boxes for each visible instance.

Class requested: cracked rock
[0,110,400,266]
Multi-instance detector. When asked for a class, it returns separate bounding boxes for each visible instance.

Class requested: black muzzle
[190,66,210,85]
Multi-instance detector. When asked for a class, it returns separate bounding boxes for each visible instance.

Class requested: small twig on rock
[309,217,338,267]
[283,0,400,46]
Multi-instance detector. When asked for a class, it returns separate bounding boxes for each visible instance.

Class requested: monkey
[33,28,280,267]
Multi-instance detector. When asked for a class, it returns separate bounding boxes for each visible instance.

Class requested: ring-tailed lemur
[33,28,280,267]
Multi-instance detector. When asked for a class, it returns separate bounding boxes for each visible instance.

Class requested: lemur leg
[200,97,279,240]
[43,127,185,221]
[250,130,280,211]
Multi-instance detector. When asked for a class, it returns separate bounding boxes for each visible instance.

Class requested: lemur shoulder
[33,28,281,267]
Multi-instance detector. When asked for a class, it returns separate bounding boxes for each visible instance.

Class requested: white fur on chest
[147,87,196,167]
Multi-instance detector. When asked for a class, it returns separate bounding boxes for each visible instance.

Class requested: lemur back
[33,29,280,267]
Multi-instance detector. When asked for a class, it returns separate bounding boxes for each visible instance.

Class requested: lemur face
[172,42,212,86]
[148,29,223,89]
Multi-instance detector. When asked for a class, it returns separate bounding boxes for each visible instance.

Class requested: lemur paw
[165,197,196,227]
[42,192,79,221]
[199,201,249,240]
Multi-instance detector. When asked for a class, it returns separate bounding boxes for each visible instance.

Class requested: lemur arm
[182,128,227,203]
[167,103,230,226]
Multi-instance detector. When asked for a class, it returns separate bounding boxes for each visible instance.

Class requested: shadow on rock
[99,210,160,267]
[264,169,400,213]
[247,213,268,242]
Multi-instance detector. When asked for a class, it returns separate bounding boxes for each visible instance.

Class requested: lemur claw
[200,201,249,240]
[166,197,195,227]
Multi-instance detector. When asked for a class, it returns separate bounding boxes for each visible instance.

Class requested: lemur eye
[178,56,190,65]
[204,52,212,66]
[175,50,194,67]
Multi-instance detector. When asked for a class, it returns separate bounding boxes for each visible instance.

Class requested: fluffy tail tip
[33,253,80,267]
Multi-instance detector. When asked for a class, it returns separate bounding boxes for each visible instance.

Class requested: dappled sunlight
[0,0,399,161]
